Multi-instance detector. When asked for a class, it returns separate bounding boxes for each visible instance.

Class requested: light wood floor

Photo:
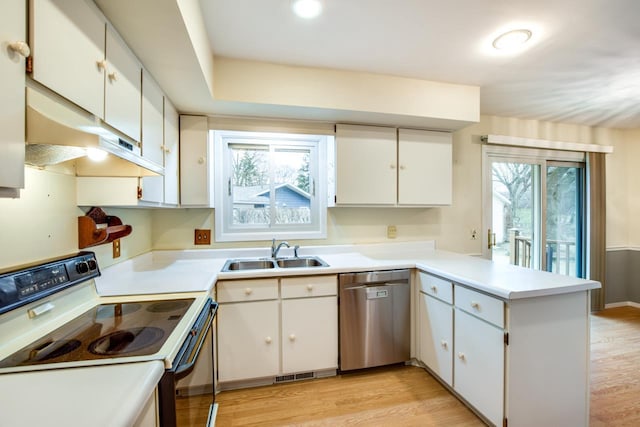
[177,306,640,426]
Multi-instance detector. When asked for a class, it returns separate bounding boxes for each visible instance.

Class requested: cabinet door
[139,70,164,204]
[31,0,105,118]
[335,124,397,205]
[0,0,26,191]
[418,292,453,386]
[217,300,279,382]
[454,309,504,426]
[281,297,338,374]
[398,129,452,205]
[104,24,141,141]
[180,115,213,206]
[163,99,180,205]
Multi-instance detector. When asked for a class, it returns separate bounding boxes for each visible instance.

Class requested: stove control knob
[76,261,89,274]
[87,259,97,270]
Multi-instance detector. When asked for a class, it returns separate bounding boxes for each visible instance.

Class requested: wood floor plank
[176,306,640,426]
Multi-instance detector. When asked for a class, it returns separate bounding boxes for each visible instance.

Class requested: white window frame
[214,130,328,242]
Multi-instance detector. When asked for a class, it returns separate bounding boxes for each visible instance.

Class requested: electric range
[0,252,217,426]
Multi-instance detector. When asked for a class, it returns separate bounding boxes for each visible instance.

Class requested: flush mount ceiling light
[492,29,533,51]
[291,0,323,19]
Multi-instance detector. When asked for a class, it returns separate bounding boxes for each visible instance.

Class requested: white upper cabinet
[104,24,141,141]
[398,129,452,205]
[336,124,397,205]
[0,0,27,194]
[163,99,180,206]
[335,124,452,206]
[180,115,214,207]
[30,0,142,142]
[141,70,164,167]
[31,0,106,119]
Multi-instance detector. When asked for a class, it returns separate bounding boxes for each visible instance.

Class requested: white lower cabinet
[454,309,504,427]
[217,275,338,386]
[418,292,453,386]
[217,300,280,382]
[281,296,338,374]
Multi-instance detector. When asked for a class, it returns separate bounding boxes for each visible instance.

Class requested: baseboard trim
[605,301,640,309]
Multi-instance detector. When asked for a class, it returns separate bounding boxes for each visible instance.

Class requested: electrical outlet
[470,229,478,240]
[387,225,397,239]
[194,229,211,245]
[112,239,121,258]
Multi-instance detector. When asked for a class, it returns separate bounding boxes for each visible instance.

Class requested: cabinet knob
[430,285,437,293]
[289,334,296,341]
[244,288,253,296]
[441,340,448,349]
[470,301,480,309]
[265,336,272,344]
[9,41,30,58]
[390,164,396,169]
[108,72,118,82]
[198,157,206,165]
[96,59,107,70]
[399,165,406,170]
[164,147,171,154]
[457,352,466,361]
[306,284,314,291]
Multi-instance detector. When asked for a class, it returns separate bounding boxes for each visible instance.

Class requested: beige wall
[0,167,153,271]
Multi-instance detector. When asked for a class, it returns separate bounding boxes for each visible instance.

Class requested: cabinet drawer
[455,285,504,328]
[217,278,279,303]
[418,271,453,304]
[281,275,337,299]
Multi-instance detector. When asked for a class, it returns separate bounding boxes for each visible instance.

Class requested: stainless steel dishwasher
[339,269,410,371]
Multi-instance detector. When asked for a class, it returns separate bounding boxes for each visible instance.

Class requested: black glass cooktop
[0,298,194,368]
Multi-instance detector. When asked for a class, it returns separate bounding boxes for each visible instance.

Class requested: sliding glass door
[483,147,585,278]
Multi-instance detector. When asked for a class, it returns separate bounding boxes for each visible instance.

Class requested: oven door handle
[174,300,217,379]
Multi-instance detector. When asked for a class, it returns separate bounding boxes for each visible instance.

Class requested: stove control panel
[0,252,100,316]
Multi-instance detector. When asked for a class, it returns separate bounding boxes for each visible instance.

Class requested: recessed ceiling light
[492,29,533,51]
[292,0,323,19]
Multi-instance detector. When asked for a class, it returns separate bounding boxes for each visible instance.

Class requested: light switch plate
[387,225,397,239]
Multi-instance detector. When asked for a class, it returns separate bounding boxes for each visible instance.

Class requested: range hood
[25,80,163,177]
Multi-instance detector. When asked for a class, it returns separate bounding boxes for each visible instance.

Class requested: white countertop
[0,361,164,427]
[96,241,600,300]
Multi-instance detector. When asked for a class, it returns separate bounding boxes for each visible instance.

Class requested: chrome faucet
[271,238,290,259]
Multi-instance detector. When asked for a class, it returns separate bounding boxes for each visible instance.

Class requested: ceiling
[201,0,640,129]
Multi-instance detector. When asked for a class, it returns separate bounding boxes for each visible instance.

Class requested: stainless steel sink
[276,256,328,268]
[222,259,276,271]
[221,256,328,272]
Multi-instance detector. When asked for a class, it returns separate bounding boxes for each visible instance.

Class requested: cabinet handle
[96,59,107,70]
[306,284,314,291]
[440,340,448,349]
[244,288,253,296]
[265,336,272,344]
[108,71,118,82]
[470,301,480,309]
[9,41,31,58]
[430,285,437,293]
[457,352,466,361]
[289,334,296,342]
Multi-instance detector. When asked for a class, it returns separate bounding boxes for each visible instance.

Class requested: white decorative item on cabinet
[180,115,213,207]
[335,124,452,206]
[0,0,27,196]
[216,275,338,387]
[416,272,453,386]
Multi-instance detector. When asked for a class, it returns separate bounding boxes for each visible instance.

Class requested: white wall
[0,167,153,270]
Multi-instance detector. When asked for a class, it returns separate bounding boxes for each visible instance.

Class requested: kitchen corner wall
[0,167,153,271]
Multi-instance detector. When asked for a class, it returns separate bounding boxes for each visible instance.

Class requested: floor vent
[275,372,315,383]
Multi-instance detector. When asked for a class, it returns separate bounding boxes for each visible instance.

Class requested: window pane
[230,145,270,225]
[546,165,583,277]
[273,148,312,225]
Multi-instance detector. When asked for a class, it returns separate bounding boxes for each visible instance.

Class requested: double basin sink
[222,256,328,272]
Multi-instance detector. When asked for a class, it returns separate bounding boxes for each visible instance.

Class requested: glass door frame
[482,144,586,275]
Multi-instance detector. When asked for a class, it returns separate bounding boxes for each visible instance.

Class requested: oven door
[158,298,218,427]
